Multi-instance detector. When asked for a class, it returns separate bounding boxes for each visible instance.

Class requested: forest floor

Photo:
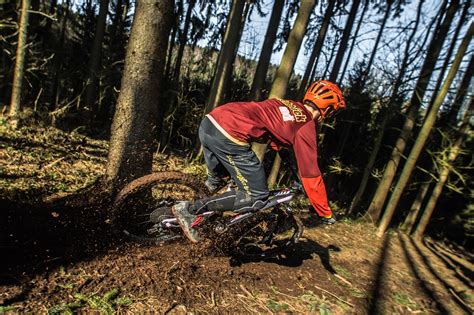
[0,121,473,314]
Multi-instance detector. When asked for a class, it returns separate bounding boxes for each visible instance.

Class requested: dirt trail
[1,126,472,313]
[2,212,472,314]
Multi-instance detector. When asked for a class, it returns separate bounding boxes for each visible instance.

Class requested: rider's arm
[293,121,333,218]
[301,176,332,217]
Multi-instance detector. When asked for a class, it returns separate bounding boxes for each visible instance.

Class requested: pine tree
[366,0,460,222]
[297,0,335,99]
[249,0,284,101]
[376,22,473,237]
[106,0,174,190]
[204,0,246,115]
[8,0,30,129]
[84,0,110,118]
[348,0,424,215]
[328,0,360,82]
[264,0,317,185]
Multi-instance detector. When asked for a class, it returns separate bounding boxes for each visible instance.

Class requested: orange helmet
[303,80,345,119]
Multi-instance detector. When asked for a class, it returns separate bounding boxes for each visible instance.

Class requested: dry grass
[0,122,107,200]
[0,121,206,202]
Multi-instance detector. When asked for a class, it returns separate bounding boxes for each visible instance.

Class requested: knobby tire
[232,209,303,260]
[112,171,207,244]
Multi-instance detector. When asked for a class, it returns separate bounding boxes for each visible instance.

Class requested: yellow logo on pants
[227,155,250,195]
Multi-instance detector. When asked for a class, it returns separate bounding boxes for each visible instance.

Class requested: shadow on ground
[230,238,340,272]
[0,186,115,285]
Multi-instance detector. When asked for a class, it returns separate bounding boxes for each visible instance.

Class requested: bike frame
[158,187,301,232]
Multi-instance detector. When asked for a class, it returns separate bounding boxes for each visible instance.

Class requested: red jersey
[207,98,332,217]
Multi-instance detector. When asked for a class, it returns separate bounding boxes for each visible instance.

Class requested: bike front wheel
[233,208,303,260]
[111,171,207,244]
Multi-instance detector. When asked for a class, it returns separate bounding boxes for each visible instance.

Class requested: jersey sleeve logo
[279,106,295,121]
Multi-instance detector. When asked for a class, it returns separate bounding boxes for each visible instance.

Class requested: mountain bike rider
[173,80,346,243]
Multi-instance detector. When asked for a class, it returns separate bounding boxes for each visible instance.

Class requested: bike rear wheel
[112,171,207,244]
[233,208,303,259]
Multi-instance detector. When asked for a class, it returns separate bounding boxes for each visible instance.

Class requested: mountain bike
[112,171,304,259]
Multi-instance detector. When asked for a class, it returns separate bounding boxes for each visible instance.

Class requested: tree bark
[249,0,284,101]
[297,0,334,99]
[411,97,473,239]
[204,0,246,115]
[328,0,360,82]
[366,0,459,222]
[106,0,173,191]
[400,179,431,233]
[254,0,317,163]
[348,0,424,216]
[8,0,30,129]
[84,0,110,117]
[376,22,473,237]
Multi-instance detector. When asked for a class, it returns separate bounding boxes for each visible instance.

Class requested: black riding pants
[189,117,269,214]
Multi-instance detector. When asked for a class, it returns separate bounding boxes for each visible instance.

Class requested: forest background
[1,0,473,248]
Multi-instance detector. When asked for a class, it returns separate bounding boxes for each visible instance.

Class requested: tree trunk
[164,8,180,82]
[204,0,246,115]
[400,179,431,233]
[267,154,281,188]
[109,0,124,44]
[349,0,424,216]
[297,0,334,99]
[338,0,368,84]
[447,44,474,124]
[249,0,284,101]
[270,0,316,99]
[364,0,392,78]
[254,0,317,163]
[8,0,30,129]
[84,0,110,117]
[106,0,173,191]
[411,97,473,239]
[172,0,196,84]
[227,0,251,94]
[51,0,70,110]
[376,22,473,237]
[328,0,360,82]
[157,0,197,148]
[366,0,459,222]
[425,0,470,115]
